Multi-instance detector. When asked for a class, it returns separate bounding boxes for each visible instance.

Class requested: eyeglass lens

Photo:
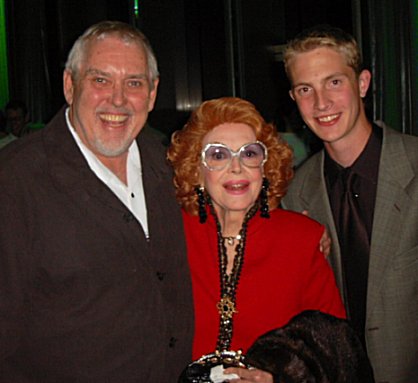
[204,142,266,170]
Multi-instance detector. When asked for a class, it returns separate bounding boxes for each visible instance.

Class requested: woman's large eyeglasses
[201,141,268,171]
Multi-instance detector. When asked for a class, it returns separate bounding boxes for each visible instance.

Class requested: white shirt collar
[65,108,149,237]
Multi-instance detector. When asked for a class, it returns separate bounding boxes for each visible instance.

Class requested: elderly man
[0,21,193,382]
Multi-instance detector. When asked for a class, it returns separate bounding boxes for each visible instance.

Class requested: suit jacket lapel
[45,107,133,214]
[299,151,345,294]
[367,125,415,313]
[137,129,168,239]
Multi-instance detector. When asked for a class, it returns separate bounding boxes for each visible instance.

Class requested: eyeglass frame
[201,141,268,171]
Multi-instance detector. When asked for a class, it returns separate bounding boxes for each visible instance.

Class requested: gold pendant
[217,296,237,319]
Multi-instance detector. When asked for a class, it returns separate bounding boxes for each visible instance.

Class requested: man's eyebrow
[84,68,148,80]
[126,73,148,79]
[292,72,349,88]
[322,72,350,83]
[85,68,110,77]
[291,78,313,89]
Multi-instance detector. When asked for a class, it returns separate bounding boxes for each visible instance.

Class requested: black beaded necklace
[208,201,258,352]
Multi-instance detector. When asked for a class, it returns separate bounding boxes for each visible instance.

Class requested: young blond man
[282,25,418,383]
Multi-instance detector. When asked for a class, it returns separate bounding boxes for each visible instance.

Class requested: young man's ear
[289,89,295,101]
[358,69,371,98]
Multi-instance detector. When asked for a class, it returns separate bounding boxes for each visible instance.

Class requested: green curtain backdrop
[0,0,9,109]
[365,0,417,134]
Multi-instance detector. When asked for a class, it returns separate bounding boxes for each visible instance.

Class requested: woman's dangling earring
[195,186,207,223]
[260,177,270,218]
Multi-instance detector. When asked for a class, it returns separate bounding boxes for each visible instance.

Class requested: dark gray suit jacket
[0,108,194,382]
[282,123,418,383]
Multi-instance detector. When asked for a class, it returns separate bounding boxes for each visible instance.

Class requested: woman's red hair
[167,97,294,215]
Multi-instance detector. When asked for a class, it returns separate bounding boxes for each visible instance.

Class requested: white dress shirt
[65,108,149,237]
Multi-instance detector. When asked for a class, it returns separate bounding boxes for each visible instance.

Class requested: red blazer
[183,207,346,360]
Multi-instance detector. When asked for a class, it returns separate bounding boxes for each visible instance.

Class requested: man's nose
[111,82,127,106]
[314,89,332,111]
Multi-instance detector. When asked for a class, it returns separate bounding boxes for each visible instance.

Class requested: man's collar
[325,124,382,181]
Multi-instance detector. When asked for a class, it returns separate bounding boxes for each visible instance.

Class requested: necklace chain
[209,201,258,352]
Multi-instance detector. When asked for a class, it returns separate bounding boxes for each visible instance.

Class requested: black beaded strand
[208,201,258,352]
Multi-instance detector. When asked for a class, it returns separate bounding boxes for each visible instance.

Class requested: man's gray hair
[65,20,159,89]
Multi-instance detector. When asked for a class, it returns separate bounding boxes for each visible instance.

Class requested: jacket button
[156,271,166,281]
[123,212,135,222]
[169,337,177,348]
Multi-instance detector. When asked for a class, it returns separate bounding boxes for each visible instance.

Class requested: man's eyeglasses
[201,141,268,171]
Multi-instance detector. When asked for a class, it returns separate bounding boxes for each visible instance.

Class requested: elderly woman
[168,97,345,383]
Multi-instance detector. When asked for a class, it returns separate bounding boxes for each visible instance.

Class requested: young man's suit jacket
[282,123,418,383]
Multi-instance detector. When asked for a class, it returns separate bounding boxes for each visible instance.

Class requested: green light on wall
[412,0,418,134]
[412,0,418,84]
[134,0,140,18]
[0,0,9,110]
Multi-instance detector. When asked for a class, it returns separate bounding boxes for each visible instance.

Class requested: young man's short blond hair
[284,25,362,79]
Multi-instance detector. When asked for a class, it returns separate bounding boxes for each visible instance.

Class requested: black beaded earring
[195,186,207,223]
[260,177,270,218]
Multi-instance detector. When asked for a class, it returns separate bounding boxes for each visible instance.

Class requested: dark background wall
[4,0,417,138]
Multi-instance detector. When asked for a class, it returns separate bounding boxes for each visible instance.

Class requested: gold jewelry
[222,234,242,246]
[217,295,237,319]
[209,201,258,352]
[179,201,257,381]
